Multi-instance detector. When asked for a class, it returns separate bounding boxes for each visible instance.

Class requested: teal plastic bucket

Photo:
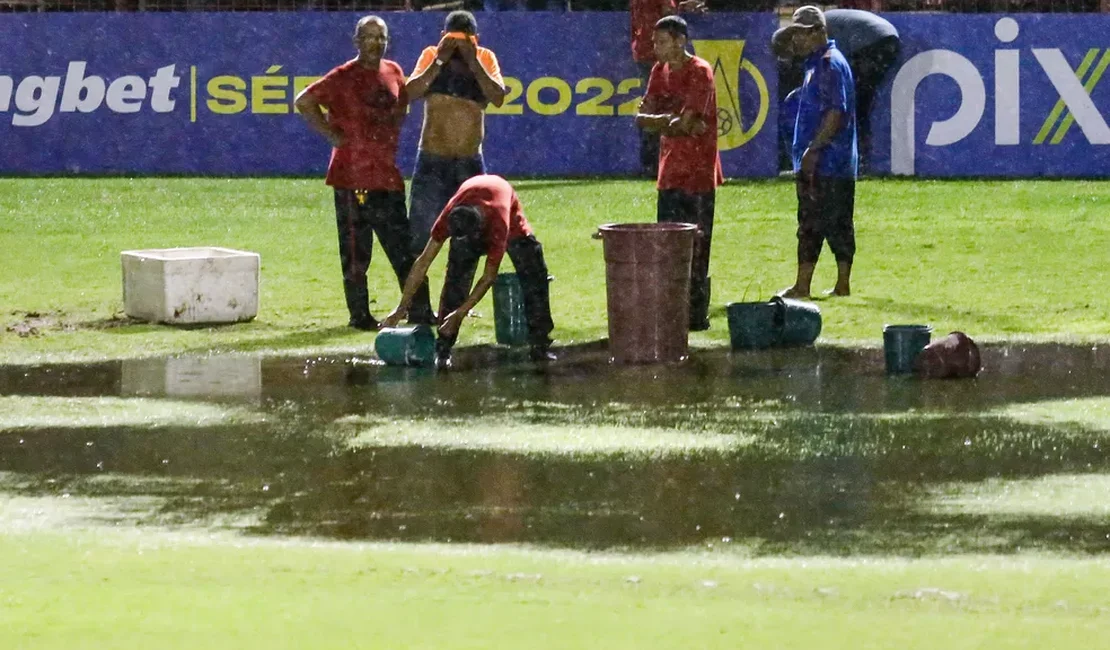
[883,324,932,375]
[726,301,780,350]
[374,325,436,368]
[492,273,529,347]
[773,296,822,347]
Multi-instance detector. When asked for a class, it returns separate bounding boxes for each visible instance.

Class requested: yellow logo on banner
[691,40,769,151]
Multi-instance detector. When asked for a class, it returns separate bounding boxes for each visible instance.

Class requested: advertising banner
[873,14,1110,177]
[0,12,779,177]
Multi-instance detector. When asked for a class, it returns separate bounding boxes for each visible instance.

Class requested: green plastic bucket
[492,273,529,347]
[374,325,436,368]
[726,301,780,350]
[883,324,932,375]
[773,296,822,347]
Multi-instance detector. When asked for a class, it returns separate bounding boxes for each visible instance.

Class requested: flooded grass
[1,345,1110,556]
[0,395,263,430]
[340,415,761,457]
[3,345,1110,646]
[998,396,1110,431]
[923,474,1110,518]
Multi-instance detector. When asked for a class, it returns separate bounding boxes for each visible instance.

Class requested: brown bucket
[913,331,981,379]
[596,222,696,364]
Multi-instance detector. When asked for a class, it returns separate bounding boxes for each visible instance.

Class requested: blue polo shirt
[792,40,858,179]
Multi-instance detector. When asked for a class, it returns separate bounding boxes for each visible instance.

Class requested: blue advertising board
[0,12,779,177]
[872,14,1110,177]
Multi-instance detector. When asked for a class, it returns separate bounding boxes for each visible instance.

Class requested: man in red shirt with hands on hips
[381,175,555,371]
[294,16,433,331]
[635,15,723,332]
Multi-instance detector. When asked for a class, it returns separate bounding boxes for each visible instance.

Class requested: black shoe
[529,346,557,363]
[349,315,380,331]
[435,350,453,371]
[689,319,711,332]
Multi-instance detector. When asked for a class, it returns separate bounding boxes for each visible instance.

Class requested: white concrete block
[121,247,260,324]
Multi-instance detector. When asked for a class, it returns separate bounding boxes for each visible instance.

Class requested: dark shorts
[796,176,855,265]
[408,151,485,255]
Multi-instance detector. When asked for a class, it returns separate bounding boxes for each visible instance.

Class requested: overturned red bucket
[913,331,981,379]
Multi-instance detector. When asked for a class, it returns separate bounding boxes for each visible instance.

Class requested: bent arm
[455,259,501,316]
[405,60,442,101]
[808,109,844,151]
[466,54,506,107]
[635,111,676,132]
[387,239,443,324]
[294,90,341,146]
[661,108,708,136]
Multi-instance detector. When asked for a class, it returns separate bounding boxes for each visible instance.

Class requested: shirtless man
[405,11,506,256]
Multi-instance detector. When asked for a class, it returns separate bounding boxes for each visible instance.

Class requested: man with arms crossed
[630,0,706,178]
[294,16,433,330]
[405,11,506,256]
[381,175,555,371]
[773,6,858,299]
[635,15,723,331]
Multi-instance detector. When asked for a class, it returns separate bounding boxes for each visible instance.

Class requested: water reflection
[1,343,1109,554]
[4,343,1110,414]
[121,356,261,403]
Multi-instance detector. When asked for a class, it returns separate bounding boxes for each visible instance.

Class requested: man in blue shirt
[776,8,899,175]
[772,6,858,298]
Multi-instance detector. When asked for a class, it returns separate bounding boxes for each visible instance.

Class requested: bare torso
[418,94,486,157]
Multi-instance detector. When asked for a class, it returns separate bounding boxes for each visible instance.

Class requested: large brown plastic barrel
[598,222,696,363]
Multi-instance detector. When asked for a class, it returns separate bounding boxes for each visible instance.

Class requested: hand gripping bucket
[375,325,436,368]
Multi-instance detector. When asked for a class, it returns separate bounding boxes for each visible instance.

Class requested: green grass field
[3,177,1110,363]
[3,529,1109,650]
[4,177,1110,648]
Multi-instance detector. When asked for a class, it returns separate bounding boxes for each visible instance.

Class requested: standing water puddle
[2,343,1109,554]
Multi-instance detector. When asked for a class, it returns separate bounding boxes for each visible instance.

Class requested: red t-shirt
[630,0,676,64]
[429,175,533,267]
[645,55,724,193]
[304,59,407,191]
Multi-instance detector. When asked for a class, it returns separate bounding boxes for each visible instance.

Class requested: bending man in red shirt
[635,15,723,331]
[381,175,554,370]
[294,16,433,331]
